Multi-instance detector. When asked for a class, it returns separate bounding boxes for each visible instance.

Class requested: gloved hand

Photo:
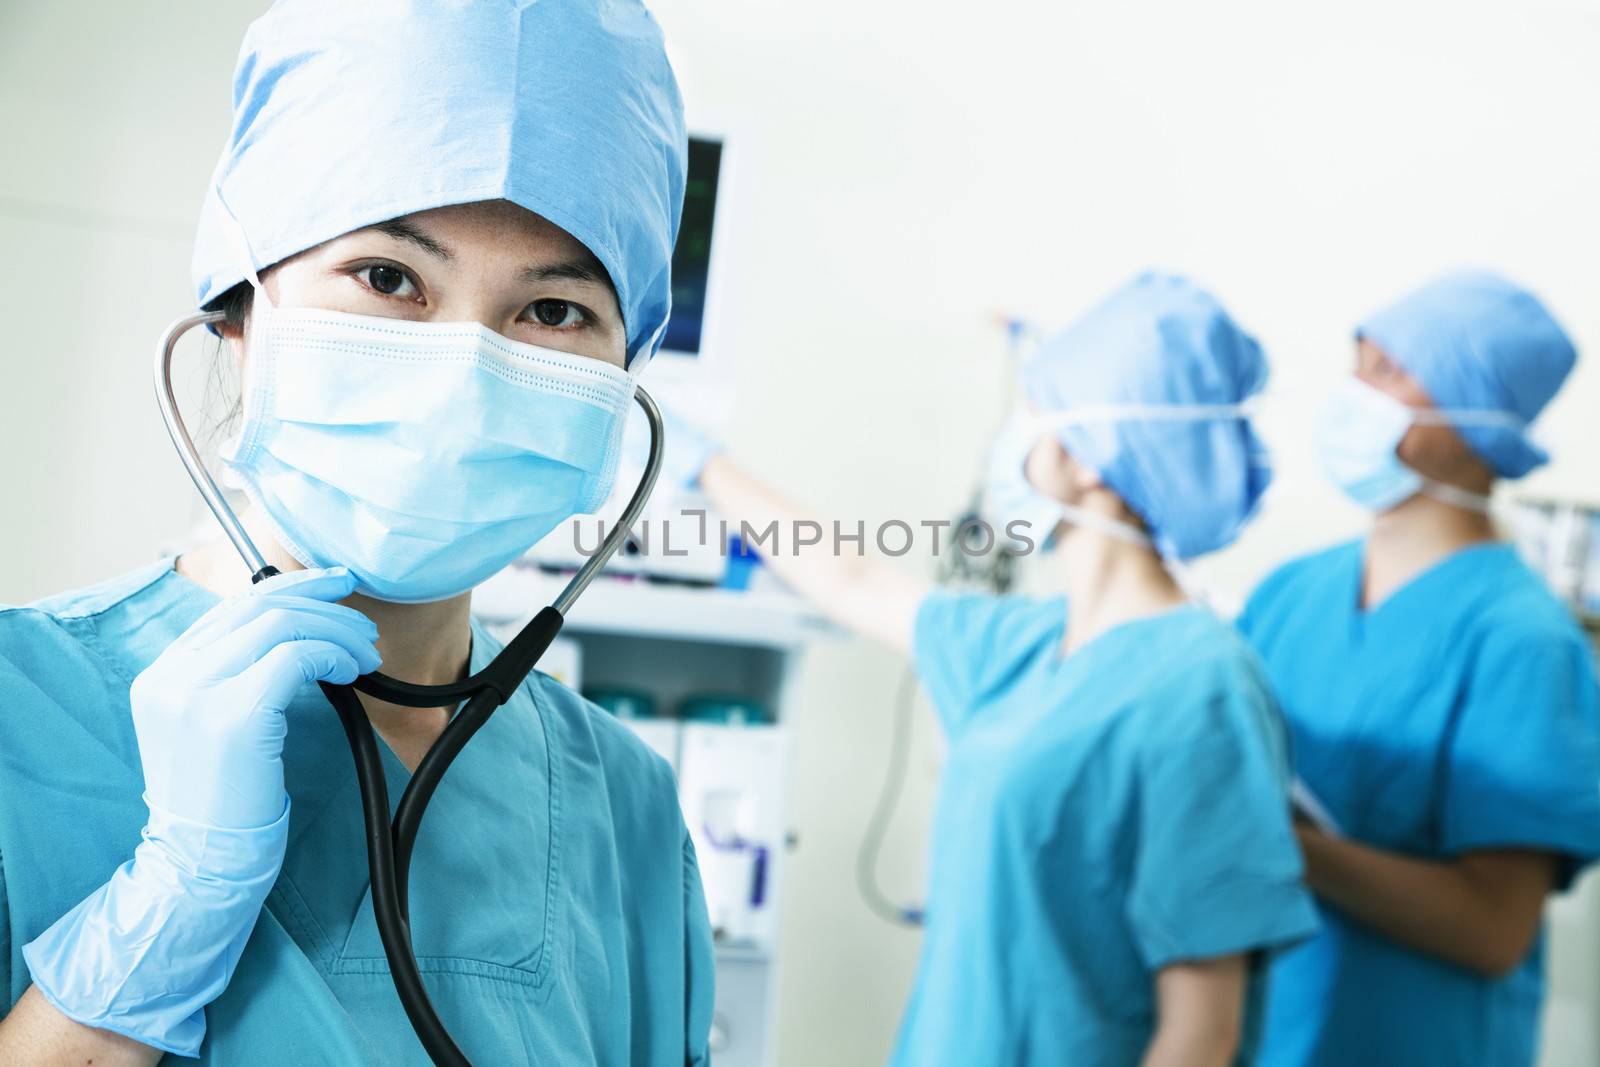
[624,398,720,492]
[132,566,381,830]
[23,567,381,1056]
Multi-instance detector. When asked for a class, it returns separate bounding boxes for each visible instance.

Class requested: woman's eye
[530,299,585,328]
[361,264,414,297]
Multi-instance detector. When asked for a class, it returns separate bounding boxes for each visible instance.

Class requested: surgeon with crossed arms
[1239,272,1600,1067]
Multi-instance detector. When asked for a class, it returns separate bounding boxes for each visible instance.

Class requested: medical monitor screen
[661,136,722,356]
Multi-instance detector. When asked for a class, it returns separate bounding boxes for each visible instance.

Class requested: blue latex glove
[626,401,719,492]
[23,567,381,1055]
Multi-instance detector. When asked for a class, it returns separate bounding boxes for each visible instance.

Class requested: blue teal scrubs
[1239,540,1600,1067]
[892,593,1317,1067]
[0,560,714,1065]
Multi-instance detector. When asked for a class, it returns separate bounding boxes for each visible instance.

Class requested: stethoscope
[155,309,665,1067]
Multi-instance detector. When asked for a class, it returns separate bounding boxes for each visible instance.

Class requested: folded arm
[1296,824,1555,976]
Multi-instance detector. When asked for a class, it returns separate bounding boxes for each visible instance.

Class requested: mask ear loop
[1419,479,1493,514]
[998,410,1158,550]
[1031,398,1262,431]
[1409,407,1526,431]
[1053,502,1155,550]
[1025,401,1266,609]
[1052,501,1221,612]
[1404,407,1511,515]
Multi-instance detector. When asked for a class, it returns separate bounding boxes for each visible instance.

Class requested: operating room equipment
[698,790,773,942]
[680,694,770,726]
[939,311,1038,593]
[155,308,667,1067]
[856,665,927,928]
[472,560,823,1067]
[678,720,790,949]
[1510,497,1600,625]
[857,478,1033,931]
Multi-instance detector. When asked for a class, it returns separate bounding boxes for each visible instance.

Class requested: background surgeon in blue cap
[659,272,1318,1067]
[1238,271,1600,1067]
[0,1,712,1064]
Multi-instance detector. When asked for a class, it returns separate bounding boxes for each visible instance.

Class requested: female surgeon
[0,2,713,1064]
[665,273,1317,1066]
[1238,271,1600,1067]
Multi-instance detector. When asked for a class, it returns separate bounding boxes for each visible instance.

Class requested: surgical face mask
[984,416,1065,551]
[1316,378,1511,514]
[220,269,636,604]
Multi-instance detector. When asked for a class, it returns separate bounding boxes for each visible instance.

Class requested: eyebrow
[522,258,615,293]
[367,217,615,293]
[373,219,453,260]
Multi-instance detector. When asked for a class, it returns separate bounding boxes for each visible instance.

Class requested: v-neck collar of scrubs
[278,617,556,985]
[1352,538,1513,621]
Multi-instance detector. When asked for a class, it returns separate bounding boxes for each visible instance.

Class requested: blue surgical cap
[1357,271,1575,478]
[1020,272,1272,560]
[192,0,687,367]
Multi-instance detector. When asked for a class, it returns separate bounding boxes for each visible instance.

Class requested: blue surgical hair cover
[1021,272,1273,560]
[192,0,687,366]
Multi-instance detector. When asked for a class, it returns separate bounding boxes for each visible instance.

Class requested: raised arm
[698,452,930,654]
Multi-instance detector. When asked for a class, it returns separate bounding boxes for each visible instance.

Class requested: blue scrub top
[1239,540,1600,1067]
[893,593,1317,1067]
[0,560,714,1065]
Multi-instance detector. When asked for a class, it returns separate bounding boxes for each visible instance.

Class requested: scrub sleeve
[1126,679,1317,968]
[1443,627,1600,879]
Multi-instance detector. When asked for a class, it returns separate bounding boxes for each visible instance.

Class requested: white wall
[3,1,1598,1064]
